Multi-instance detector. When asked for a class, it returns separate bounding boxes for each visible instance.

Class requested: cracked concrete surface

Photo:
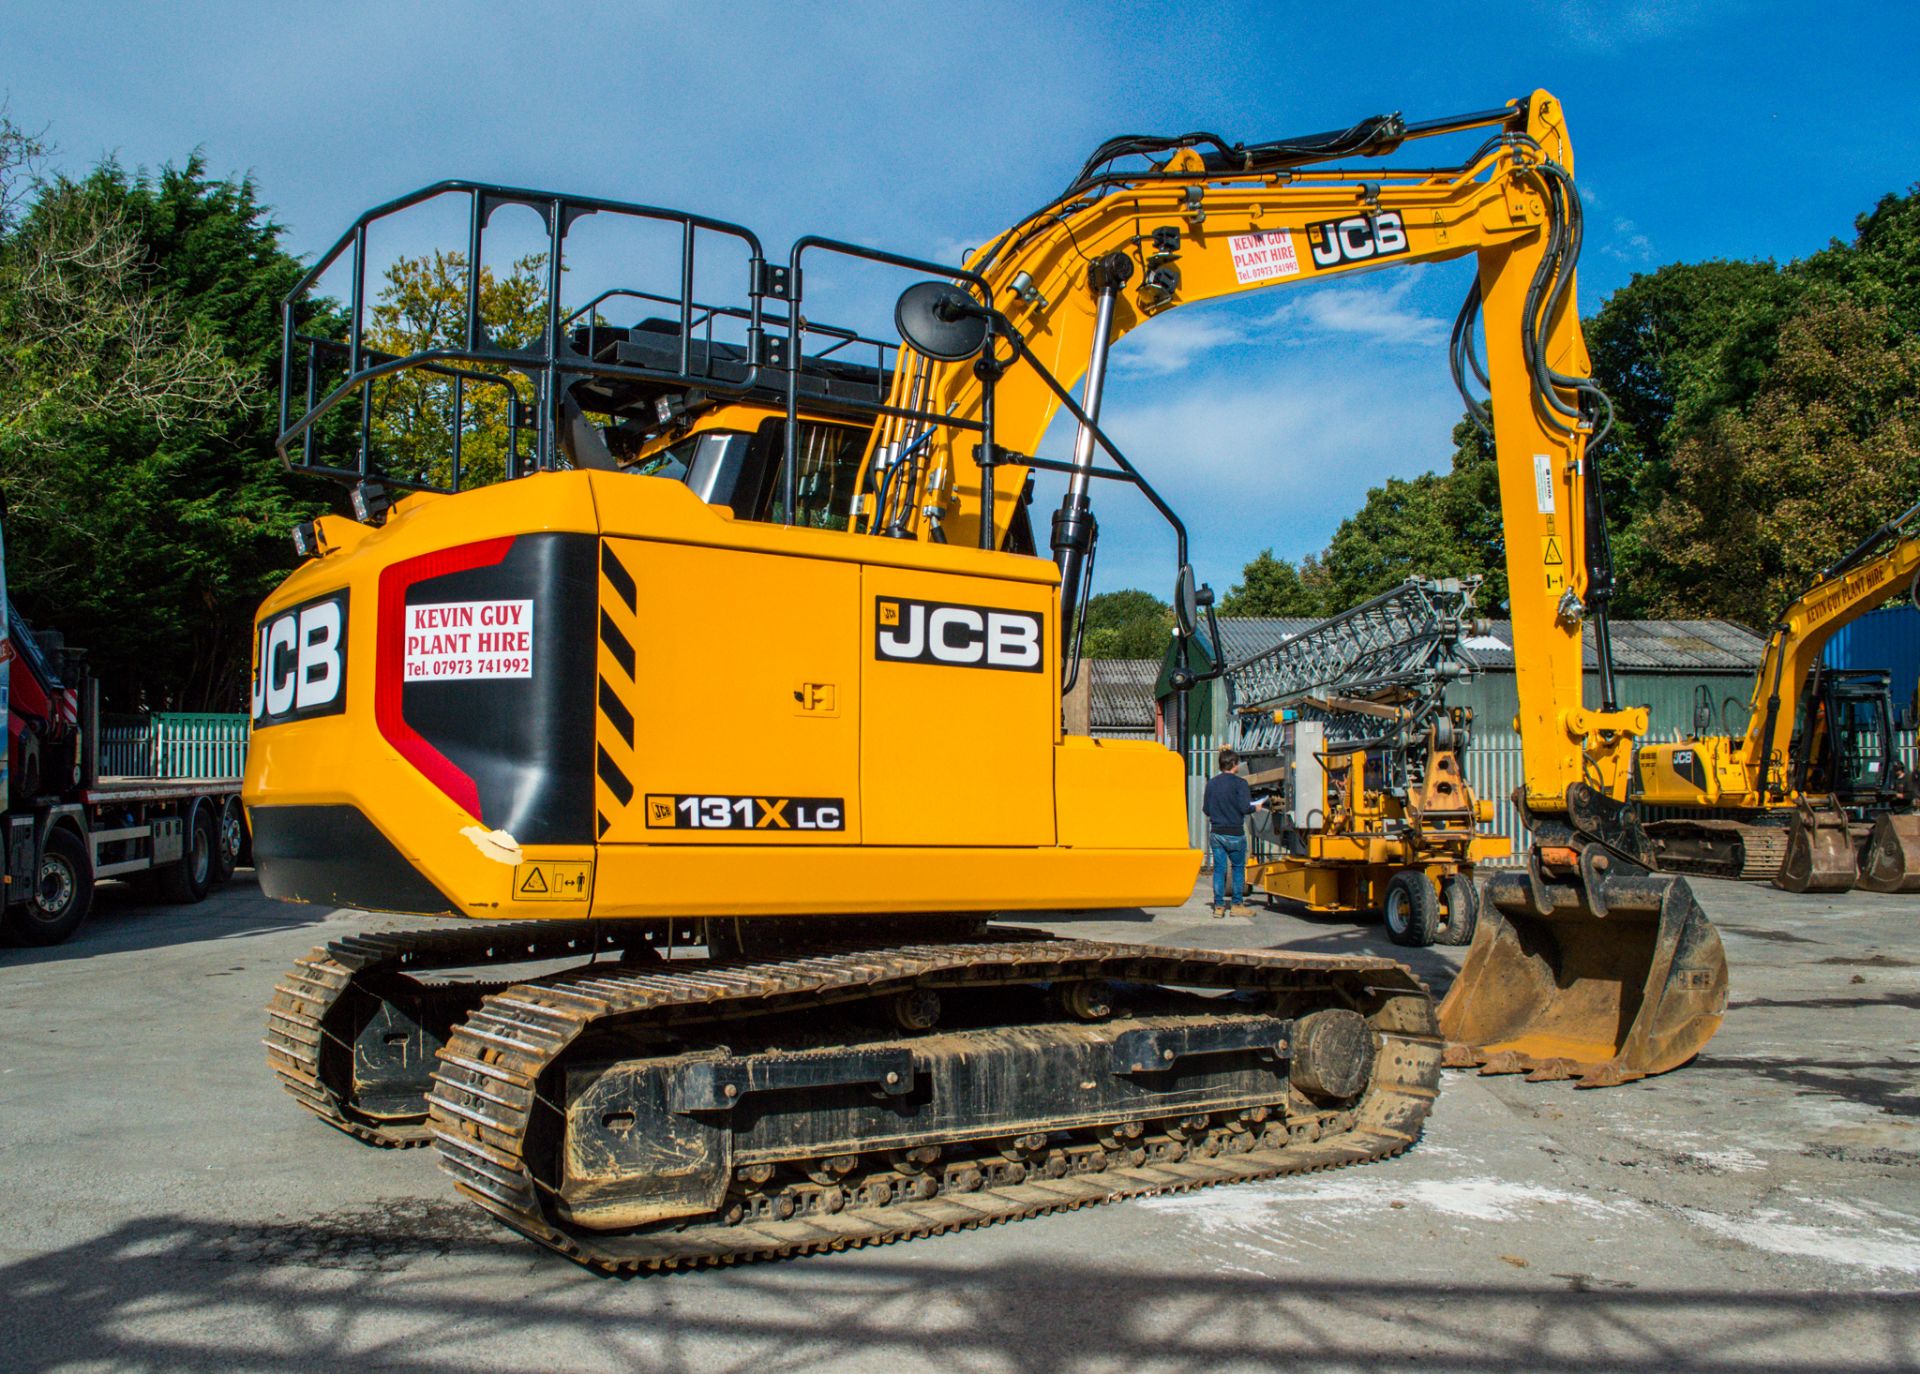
[1,872,1915,1372]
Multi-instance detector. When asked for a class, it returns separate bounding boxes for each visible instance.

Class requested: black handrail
[277,181,769,490]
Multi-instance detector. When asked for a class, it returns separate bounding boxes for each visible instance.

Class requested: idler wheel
[1289,1008,1375,1100]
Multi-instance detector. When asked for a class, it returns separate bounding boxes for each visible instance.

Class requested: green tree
[1315,469,1508,611]
[0,139,301,710]
[0,134,245,526]
[1080,588,1172,659]
[364,250,546,490]
[1799,183,1920,335]
[1639,297,1920,624]
[1581,259,1802,605]
[1220,548,1324,617]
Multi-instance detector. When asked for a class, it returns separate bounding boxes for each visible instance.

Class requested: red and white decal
[403,599,535,681]
[1228,230,1301,285]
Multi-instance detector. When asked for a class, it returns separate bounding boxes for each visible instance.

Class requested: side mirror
[1173,564,1199,637]
[894,281,988,362]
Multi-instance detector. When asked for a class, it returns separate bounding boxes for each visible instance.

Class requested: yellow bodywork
[1247,739,1509,913]
[1637,518,1920,811]
[246,471,1195,919]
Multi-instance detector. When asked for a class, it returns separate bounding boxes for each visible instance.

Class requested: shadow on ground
[0,872,328,966]
[6,1209,1914,1374]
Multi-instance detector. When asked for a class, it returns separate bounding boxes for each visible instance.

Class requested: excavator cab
[1787,668,1920,893]
[1793,669,1899,804]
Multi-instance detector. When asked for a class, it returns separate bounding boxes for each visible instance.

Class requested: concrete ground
[1,872,1916,1374]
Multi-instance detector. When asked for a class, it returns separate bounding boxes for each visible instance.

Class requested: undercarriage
[268,921,1440,1270]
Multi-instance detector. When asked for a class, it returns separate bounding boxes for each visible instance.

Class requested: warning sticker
[1533,454,1557,515]
[404,599,535,681]
[1542,534,1567,596]
[1228,230,1301,285]
[513,860,591,902]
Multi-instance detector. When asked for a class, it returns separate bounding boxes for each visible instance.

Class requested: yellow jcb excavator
[248,90,1726,1270]
[1638,500,1920,892]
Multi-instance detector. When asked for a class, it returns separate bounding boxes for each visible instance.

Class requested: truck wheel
[1440,873,1479,947]
[158,807,215,904]
[2,827,94,946]
[1383,870,1439,947]
[213,797,246,885]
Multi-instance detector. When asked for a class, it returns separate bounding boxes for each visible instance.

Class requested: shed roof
[1088,657,1162,731]
[1209,616,1765,677]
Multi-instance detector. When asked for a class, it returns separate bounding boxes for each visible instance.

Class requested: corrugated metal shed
[1826,605,1920,721]
[1087,658,1160,737]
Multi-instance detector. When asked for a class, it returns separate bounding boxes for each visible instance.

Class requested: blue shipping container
[1825,605,1920,726]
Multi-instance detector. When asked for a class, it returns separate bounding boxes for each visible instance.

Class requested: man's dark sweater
[1204,772,1257,835]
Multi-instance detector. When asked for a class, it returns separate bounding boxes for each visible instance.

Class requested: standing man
[1204,749,1266,917]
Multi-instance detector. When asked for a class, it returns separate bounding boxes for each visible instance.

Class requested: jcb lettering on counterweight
[873,597,1043,672]
[645,794,845,831]
[251,591,349,727]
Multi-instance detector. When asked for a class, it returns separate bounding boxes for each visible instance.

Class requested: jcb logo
[251,591,349,727]
[1305,210,1409,268]
[874,597,1043,673]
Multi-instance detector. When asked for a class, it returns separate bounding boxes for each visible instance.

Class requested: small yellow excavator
[1638,500,1920,892]
[248,90,1726,1270]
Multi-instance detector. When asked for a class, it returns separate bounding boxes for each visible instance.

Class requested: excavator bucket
[1776,797,1858,893]
[1437,865,1727,1087]
[1858,811,1920,893]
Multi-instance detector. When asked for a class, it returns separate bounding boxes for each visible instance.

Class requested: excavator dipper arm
[873,90,1726,1084]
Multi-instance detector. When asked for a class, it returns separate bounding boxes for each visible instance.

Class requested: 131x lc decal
[646,794,845,831]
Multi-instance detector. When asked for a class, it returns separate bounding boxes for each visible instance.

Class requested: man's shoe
[1229,903,1258,918]
[1209,904,1227,919]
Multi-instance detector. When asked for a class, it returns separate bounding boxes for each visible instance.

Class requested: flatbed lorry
[1,512,245,946]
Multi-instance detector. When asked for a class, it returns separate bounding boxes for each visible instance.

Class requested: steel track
[1648,819,1790,882]
[425,934,1441,1271]
[264,921,630,1146]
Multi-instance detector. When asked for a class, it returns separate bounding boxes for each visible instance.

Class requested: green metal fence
[100,713,249,780]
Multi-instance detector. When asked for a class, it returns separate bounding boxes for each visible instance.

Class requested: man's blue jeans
[1211,833,1247,907]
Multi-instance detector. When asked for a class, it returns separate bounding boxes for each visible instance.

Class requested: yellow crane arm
[1739,502,1920,797]
[872,90,1639,814]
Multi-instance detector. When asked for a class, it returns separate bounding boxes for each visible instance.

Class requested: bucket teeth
[1476,1050,1532,1076]
[1523,1058,1581,1083]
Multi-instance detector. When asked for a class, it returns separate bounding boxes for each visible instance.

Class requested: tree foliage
[1220,548,1322,617]
[1248,183,1920,633]
[0,131,317,710]
[363,250,546,490]
[1640,298,1920,620]
[1080,588,1172,659]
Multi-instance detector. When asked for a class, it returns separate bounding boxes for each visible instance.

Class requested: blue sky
[4,1,1916,601]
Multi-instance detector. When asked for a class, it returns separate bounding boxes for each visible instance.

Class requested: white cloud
[1265,272,1450,348]
[1603,216,1656,265]
[1102,272,1451,382]
[1556,1,1719,51]
[1033,346,1464,596]
[1111,314,1256,375]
